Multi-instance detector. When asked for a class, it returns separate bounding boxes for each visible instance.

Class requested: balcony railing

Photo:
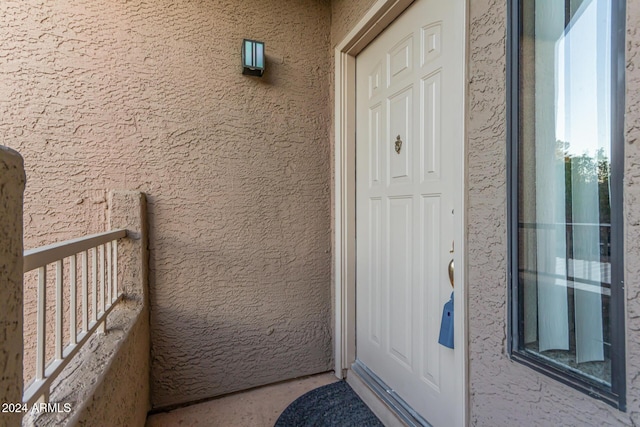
[519,222,612,287]
[22,229,127,406]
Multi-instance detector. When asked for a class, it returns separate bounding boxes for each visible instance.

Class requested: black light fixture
[242,39,265,77]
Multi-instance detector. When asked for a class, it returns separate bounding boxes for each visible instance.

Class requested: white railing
[22,229,127,406]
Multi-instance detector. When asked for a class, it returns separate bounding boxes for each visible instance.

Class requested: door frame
[333,0,469,423]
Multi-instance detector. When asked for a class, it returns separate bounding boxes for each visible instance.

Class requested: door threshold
[351,360,432,427]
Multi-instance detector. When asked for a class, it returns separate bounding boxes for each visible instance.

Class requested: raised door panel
[369,62,383,100]
[420,195,442,388]
[421,23,442,67]
[421,71,442,182]
[369,104,383,187]
[368,198,383,346]
[387,197,413,369]
[387,35,413,87]
[388,87,413,183]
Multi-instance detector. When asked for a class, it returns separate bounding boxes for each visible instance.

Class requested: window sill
[510,351,625,411]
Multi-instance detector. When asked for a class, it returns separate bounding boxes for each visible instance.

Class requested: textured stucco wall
[71,302,149,427]
[330,0,378,48]
[0,146,25,427]
[1,0,332,409]
[467,0,640,425]
[22,301,149,427]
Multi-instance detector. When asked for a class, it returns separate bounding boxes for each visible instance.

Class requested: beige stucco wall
[0,147,25,427]
[466,0,640,425]
[71,301,149,427]
[23,300,149,427]
[1,0,332,409]
[6,0,638,421]
[330,0,378,48]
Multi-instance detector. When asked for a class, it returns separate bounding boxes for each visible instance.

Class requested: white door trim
[333,0,468,424]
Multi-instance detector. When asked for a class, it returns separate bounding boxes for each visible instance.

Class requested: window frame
[506,0,627,410]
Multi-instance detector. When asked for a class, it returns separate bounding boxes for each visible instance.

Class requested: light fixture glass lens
[244,40,254,67]
[256,43,264,68]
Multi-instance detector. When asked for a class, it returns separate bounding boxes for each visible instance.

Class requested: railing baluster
[55,260,63,360]
[23,230,126,405]
[107,242,112,306]
[82,251,88,332]
[91,247,97,325]
[36,267,46,381]
[99,244,105,333]
[22,230,127,407]
[113,240,118,303]
[70,254,77,345]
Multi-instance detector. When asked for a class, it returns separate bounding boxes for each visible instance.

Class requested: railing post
[108,191,148,304]
[108,190,150,423]
[1,146,26,427]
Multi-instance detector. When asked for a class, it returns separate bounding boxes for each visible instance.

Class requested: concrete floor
[146,372,339,427]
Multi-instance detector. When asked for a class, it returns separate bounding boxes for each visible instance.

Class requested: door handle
[448,259,454,288]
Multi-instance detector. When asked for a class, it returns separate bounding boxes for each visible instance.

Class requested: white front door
[355,0,464,425]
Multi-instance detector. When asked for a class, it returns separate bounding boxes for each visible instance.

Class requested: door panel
[388,197,413,367]
[420,194,441,388]
[421,71,441,181]
[370,62,383,99]
[355,0,463,425]
[369,105,383,186]
[421,23,442,66]
[368,198,382,346]
[388,36,414,85]
[388,88,412,181]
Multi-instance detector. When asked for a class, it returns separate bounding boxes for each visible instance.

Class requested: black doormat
[274,380,384,427]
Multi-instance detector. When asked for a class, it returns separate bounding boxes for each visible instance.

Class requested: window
[508,0,626,409]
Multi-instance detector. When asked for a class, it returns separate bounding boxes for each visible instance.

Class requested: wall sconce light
[242,39,265,77]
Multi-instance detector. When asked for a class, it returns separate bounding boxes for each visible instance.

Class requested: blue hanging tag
[438,292,454,349]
